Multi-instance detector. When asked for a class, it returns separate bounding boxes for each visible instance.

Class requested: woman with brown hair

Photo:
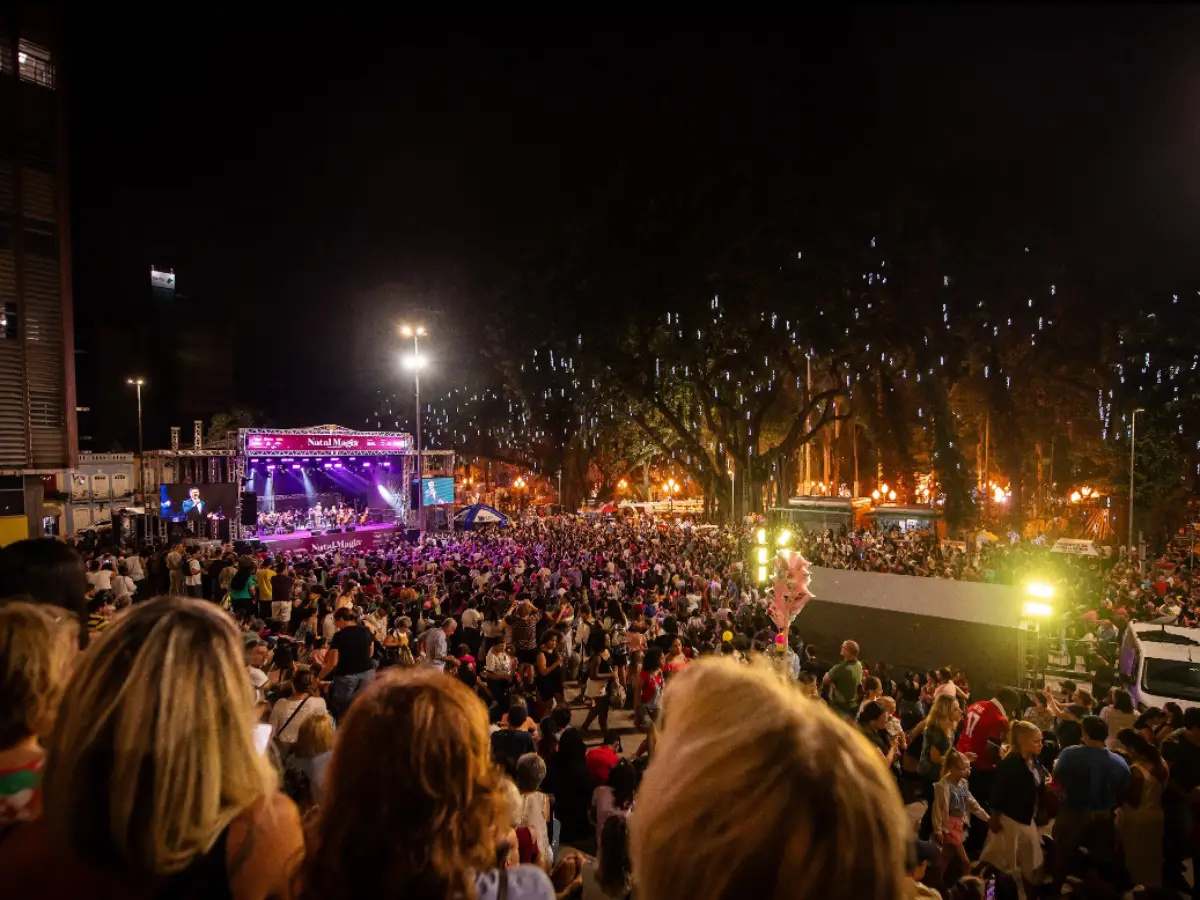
[0,595,304,900]
[631,657,910,900]
[298,668,554,900]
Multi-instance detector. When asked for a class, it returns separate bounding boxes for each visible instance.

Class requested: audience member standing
[297,668,555,900]
[632,658,909,900]
[0,596,304,900]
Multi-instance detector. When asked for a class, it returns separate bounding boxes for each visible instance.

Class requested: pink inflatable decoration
[767,551,814,631]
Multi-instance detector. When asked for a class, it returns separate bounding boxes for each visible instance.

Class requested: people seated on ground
[0,601,76,823]
[492,704,538,777]
[581,816,634,900]
[631,657,910,900]
[284,713,336,813]
[0,595,305,900]
[296,668,555,900]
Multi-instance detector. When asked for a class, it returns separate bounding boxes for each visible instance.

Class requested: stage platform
[253,522,402,554]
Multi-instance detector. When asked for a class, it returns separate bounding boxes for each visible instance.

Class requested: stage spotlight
[291,464,301,470]
[382,461,392,467]
[266,464,276,471]
[323,463,333,469]
[1024,601,1053,618]
[363,461,372,467]
[334,463,343,468]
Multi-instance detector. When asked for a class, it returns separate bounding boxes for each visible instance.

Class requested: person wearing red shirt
[957,687,1020,856]
[585,733,622,785]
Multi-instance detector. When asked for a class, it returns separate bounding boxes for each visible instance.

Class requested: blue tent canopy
[453,503,510,530]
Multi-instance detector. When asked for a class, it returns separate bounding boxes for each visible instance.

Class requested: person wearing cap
[905,839,942,899]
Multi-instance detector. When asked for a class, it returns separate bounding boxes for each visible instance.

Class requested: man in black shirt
[320,608,375,720]
[490,704,536,777]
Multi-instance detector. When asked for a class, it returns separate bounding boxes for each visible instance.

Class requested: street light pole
[126,378,145,508]
[401,326,427,538]
[1128,407,1144,565]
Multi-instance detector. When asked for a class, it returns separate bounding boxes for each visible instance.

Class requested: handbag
[273,695,311,760]
[609,681,627,709]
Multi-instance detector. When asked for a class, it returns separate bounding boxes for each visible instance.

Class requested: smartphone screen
[985,877,996,900]
[253,723,273,756]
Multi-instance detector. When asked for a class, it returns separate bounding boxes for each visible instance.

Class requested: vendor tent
[454,504,509,530]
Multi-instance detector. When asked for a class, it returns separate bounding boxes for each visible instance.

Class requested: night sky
[64,6,1200,449]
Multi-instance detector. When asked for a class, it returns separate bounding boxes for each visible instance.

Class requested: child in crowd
[932,748,989,879]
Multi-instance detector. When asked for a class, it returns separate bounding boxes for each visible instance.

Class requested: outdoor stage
[256,522,402,554]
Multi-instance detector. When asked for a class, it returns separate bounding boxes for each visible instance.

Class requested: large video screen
[421,477,455,506]
[159,483,238,522]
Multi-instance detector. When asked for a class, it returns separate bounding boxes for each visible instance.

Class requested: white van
[1119,622,1200,711]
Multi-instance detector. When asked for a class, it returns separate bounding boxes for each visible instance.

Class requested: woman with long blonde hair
[0,596,304,900]
[914,693,962,837]
[298,668,554,900]
[0,601,76,822]
[631,657,909,900]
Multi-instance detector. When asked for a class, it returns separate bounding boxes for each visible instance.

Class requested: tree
[206,408,258,446]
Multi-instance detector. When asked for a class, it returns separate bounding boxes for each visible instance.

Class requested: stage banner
[245,430,412,456]
[258,524,401,555]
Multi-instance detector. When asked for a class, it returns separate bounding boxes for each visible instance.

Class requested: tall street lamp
[663,477,680,513]
[1128,407,1145,565]
[126,378,145,507]
[513,475,526,511]
[401,325,427,536]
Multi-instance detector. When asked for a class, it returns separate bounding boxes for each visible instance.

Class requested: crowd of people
[0,513,1198,898]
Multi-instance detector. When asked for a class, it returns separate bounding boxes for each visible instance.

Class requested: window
[0,301,15,339]
[0,43,12,76]
[23,228,55,257]
[17,38,53,89]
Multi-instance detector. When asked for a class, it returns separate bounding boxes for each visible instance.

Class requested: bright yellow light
[1026,582,1055,599]
[992,486,1006,503]
[756,547,769,564]
[1080,486,1092,497]
[777,529,792,546]
[618,479,627,489]
[400,325,413,336]
[1024,601,1054,618]
[757,565,768,583]
[888,490,897,501]
[756,528,767,545]
[881,483,890,495]
[514,477,526,489]
[415,326,426,336]
[871,489,881,500]
[1070,490,1082,503]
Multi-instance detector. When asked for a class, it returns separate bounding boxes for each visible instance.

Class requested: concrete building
[0,7,76,545]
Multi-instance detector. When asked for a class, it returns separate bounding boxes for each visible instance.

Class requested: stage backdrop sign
[256,524,401,555]
[245,431,412,456]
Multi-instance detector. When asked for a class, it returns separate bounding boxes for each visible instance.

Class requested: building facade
[0,7,75,544]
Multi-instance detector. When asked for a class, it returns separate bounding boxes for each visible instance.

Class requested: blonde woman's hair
[295,713,336,758]
[43,596,276,875]
[1008,720,1039,755]
[631,658,909,900]
[0,600,76,746]
[924,694,959,736]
